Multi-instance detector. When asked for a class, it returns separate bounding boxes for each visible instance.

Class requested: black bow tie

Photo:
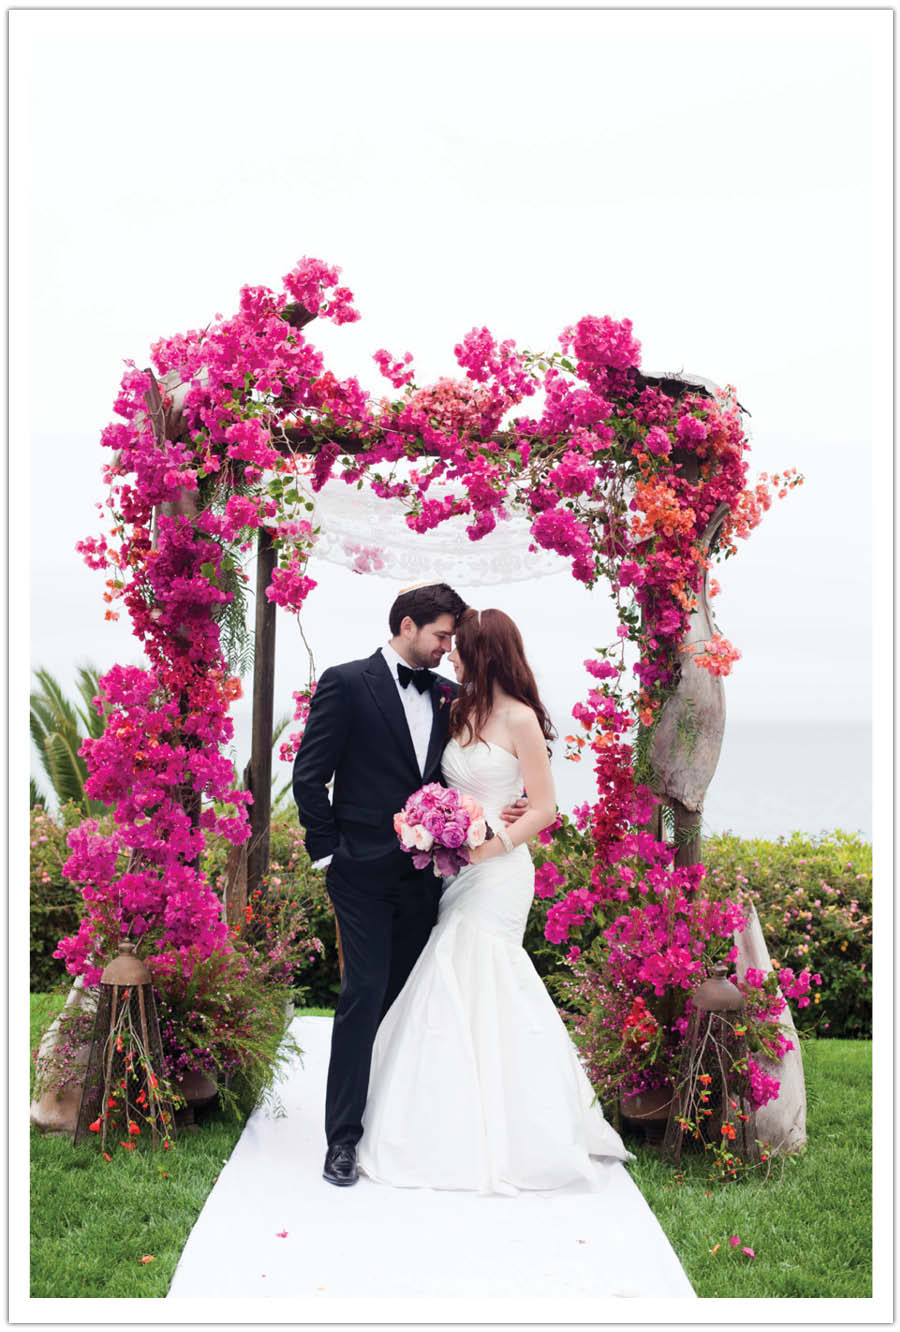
[397,663,435,694]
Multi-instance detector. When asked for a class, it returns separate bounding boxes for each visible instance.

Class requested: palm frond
[73,663,107,738]
[30,666,110,814]
[271,712,293,748]
[41,731,88,809]
[271,778,295,812]
[32,669,81,733]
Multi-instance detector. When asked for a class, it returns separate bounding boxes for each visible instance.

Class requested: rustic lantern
[662,963,760,1168]
[73,941,176,1151]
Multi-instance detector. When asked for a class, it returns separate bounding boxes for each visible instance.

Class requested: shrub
[203,812,341,1009]
[700,829,872,1038]
[30,802,116,992]
[526,821,872,1041]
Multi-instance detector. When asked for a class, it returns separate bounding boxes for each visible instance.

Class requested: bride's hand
[500,795,528,825]
[467,836,502,867]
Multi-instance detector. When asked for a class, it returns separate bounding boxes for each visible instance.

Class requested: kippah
[397,580,441,594]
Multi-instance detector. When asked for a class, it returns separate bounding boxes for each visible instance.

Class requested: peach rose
[395,815,418,849]
[459,792,483,819]
[467,818,488,848]
[411,823,434,852]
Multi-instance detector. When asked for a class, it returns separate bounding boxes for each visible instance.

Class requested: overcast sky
[12,8,889,815]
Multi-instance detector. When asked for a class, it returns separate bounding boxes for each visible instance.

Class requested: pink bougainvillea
[61,256,802,1115]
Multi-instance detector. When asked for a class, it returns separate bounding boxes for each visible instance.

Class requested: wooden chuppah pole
[246,527,277,901]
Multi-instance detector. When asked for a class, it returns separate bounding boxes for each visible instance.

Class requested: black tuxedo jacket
[292,649,460,885]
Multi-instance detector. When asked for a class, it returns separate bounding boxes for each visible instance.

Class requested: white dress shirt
[310,644,436,871]
[379,642,435,777]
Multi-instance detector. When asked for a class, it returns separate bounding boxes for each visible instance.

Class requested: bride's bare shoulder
[503,700,543,740]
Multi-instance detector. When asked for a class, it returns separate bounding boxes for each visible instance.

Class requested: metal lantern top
[100,940,151,986]
[691,962,744,1012]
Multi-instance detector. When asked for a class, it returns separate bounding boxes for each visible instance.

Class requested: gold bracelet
[496,826,514,854]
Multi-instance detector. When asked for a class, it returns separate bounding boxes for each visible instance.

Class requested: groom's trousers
[324,861,441,1148]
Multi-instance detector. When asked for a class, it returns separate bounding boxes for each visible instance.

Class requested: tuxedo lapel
[424,676,454,777]
[362,650,420,781]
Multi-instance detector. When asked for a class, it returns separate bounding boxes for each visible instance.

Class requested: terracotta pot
[620,1088,673,1142]
[174,1069,217,1103]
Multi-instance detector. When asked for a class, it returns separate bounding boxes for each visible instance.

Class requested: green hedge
[32,802,872,1037]
[526,823,872,1040]
[29,803,93,993]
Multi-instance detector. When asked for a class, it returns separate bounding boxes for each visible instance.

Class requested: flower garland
[59,256,805,1116]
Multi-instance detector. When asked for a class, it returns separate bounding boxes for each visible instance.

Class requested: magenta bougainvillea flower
[59,257,802,1122]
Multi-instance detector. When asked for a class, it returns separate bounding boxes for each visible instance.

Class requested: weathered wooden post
[246,528,278,900]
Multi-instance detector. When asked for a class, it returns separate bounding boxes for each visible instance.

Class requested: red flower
[88,1118,102,1133]
[128,1121,141,1136]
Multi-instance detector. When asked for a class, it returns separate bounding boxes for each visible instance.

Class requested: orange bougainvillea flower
[709,1244,720,1255]
[119,1141,136,1151]
[102,1152,112,1162]
[138,1255,155,1264]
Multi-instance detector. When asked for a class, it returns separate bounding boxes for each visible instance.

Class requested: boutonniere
[438,684,453,710]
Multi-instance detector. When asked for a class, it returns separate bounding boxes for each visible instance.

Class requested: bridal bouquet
[394,783,490,877]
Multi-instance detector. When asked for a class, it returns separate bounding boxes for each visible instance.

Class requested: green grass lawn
[624,1037,872,1297]
[30,996,871,1299]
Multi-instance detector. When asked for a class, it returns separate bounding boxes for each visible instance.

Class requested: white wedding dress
[358,736,635,1195]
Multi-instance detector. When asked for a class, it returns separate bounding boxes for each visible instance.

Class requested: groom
[292,582,526,1187]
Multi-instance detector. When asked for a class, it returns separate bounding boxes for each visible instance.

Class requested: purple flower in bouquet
[422,809,447,838]
[442,821,467,849]
[395,782,491,877]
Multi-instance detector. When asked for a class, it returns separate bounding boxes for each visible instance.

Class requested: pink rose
[442,823,466,849]
[422,810,446,837]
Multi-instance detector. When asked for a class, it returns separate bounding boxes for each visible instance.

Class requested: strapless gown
[357,736,635,1195]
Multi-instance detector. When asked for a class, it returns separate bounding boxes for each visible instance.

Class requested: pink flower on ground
[729,1235,740,1248]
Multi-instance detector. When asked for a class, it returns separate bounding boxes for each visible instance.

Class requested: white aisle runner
[167,1016,696,1300]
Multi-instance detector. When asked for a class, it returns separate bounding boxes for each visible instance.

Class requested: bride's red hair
[449,608,556,751]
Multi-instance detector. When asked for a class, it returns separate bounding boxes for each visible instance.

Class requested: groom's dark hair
[389,583,468,636]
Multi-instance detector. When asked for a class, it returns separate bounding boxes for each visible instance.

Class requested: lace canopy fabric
[300,473,571,586]
[297,369,720,587]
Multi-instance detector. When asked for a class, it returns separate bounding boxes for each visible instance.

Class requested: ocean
[550,721,872,844]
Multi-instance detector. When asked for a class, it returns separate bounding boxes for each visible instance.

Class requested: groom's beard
[409,646,444,670]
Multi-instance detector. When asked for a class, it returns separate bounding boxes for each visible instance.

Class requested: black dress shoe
[323,1142,358,1186]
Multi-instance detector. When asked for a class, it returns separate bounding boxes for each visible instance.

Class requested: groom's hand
[499,795,528,825]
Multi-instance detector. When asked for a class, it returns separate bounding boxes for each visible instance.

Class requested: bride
[357,606,635,1195]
